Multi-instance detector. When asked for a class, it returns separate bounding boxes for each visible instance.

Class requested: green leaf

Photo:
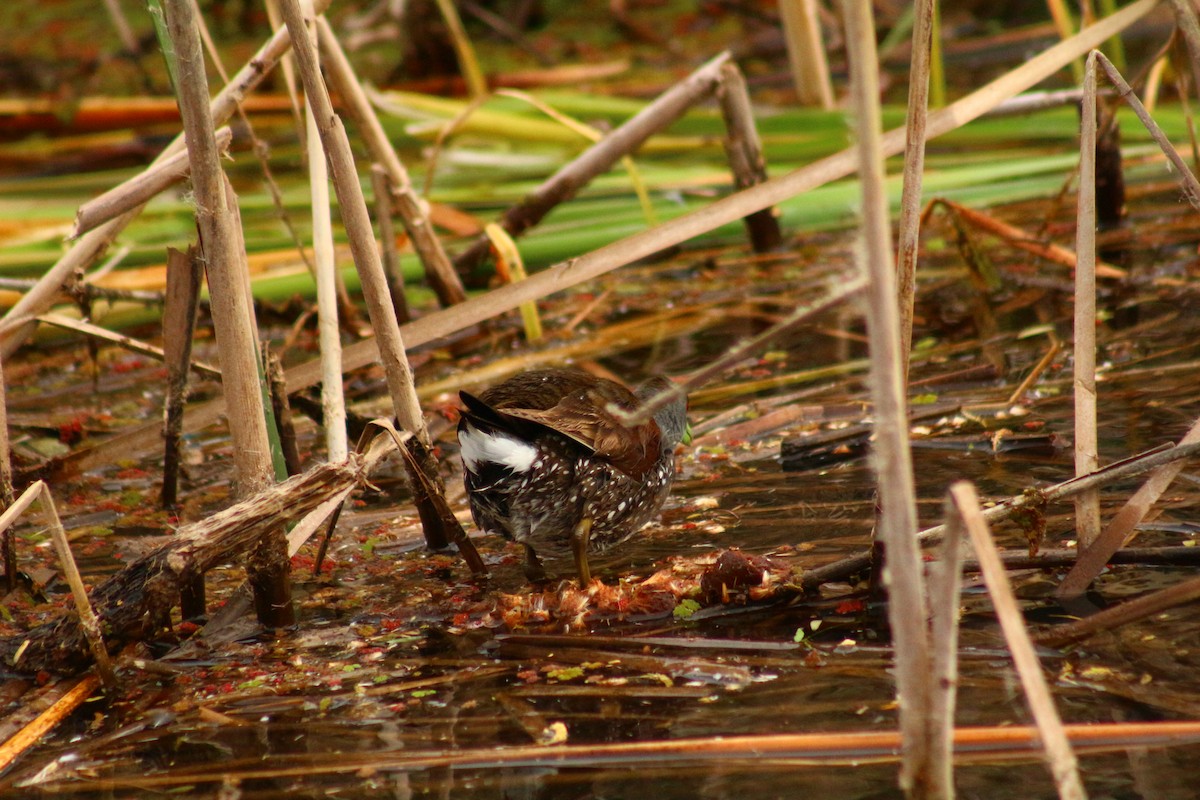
[673,599,701,619]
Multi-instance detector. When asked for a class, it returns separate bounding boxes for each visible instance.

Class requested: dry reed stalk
[928,493,966,799]
[1041,572,1200,647]
[4,446,394,676]
[1057,414,1200,597]
[304,23,348,464]
[923,199,1126,279]
[187,0,325,305]
[0,484,117,689]
[160,247,199,519]
[949,481,1086,800]
[896,0,935,382]
[263,0,304,145]
[0,349,13,592]
[0,0,333,360]
[490,87,660,227]
[40,721,1200,787]
[801,440,1200,590]
[0,674,101,774]
[278,0,454,550]
[41,485,118,690]
[1169,0,1200,104]
[48,0,1162,480]
[842,0,932,793]
[1007,337,1063,404]
[1092,51,1200,210]
[1074,52,1101,551]
[34,312,218,379]
[164,0,293,627]
[72,127,232,237]
[453,51,733,271]
[778,0,834,108]
[265,350,302,475]
[370,165,411,323]
[315,17,467,306]
[716,62,782,253]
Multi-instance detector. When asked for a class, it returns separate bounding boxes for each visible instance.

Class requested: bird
[457,368,689,583]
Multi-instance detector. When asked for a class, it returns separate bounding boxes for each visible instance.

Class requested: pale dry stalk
[302,17,348,463]
[896,0,936,382]
[164,0,293,626]
[278,0,453,549]
[1074,52,1101,550]
[842,0,931,793]
[950,482,1087,800]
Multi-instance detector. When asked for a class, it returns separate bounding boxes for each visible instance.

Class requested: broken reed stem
[370,164,411,324]
[315,15,467,307]
[1008,336,1063,405]
[160,246,204,614]
[164,0,293,627]
[1074,52,1101,551]
[279,0,452,550]
[842,0,931,794]
[0,674,102,774]
[715,62,782,253]
[924,198,1125,279]
[35,722,1200,788]
[280,0,426,447]
[0,350,14,591]
[4,448,393,676]
[186,0,320,294]
[265,350,302,475]
[1168,0,1200,111]
[1041,572,1200,647]
[801,440,1200,590]
[777,0,834,108]
[305,30,349,464]
[160,246,201,510]
[0,0,333,361]
[1092,50,1200,211]
[950,481,1087,800]
[1057,414,1200,598]
[263,0,304,142]
[485,224,543,342]
[36,312,219,379]
[37,483,119,690]
[896,0,935,383]
[0,485,117,687]
[927,493,965,800]
[72,127,232,237]
[166,0,275,493]
[453,51,733,272]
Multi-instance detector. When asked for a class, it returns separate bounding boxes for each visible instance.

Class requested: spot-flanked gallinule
[457,368,689,583]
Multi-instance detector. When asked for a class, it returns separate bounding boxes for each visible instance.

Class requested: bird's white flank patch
[459,423,537,473]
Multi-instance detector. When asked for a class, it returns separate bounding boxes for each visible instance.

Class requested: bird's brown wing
[501,388,661,476]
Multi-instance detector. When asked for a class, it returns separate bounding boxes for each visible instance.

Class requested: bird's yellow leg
[571,517,594,585]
